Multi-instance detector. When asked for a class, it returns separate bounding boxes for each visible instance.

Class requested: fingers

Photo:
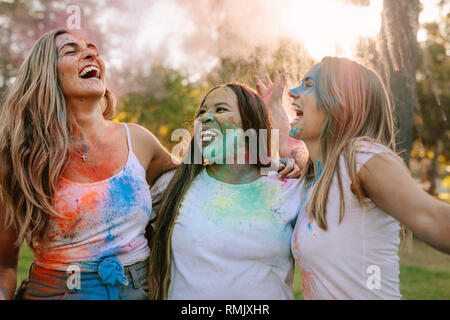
[286,163,302,178]
[280,72,288,86]
[277,158,294,178]
[263,74,272,88]
[255,71,287,100]
[273,70,287,96]
[254,76,267,95]
[273,70,280,84]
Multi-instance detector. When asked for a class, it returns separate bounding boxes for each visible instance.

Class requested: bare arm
[359,153,450,254]
[145,133,180,186]
[0,203,20,300]
[255,72,308,172]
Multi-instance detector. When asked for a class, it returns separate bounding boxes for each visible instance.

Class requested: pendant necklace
[72,130,104,162]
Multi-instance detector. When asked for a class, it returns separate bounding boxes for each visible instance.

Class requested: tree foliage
[412,11,450,194]
[114,63,204,148]
[376,0,421,164]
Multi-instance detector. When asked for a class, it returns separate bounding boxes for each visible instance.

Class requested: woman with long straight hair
[0,30,178,300]
[256,57,450,299]
[149,82,305,299]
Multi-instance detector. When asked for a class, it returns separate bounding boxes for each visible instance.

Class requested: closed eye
[303,77,314,88]
[216,107,229,113]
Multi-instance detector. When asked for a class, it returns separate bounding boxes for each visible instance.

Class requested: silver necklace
[72,131,104,162]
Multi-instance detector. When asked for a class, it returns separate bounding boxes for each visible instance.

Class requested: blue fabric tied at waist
[98,256,129,299]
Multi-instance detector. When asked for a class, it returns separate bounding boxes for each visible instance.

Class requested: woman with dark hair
[0,30,178,300]
[149,83,306,300]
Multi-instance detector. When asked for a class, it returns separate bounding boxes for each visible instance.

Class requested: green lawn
[17,239,449,299]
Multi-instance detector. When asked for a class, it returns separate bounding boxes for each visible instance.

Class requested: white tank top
[32,123,152,272]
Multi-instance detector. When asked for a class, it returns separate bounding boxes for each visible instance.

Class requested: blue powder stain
[101,175,137,244]
[289,64,320,97]
[308,222,312,231]
[317,161,323,178]
[62,72,64,78]
[290,85,301,96]
[105,175,136,210]
[289,127,303,135]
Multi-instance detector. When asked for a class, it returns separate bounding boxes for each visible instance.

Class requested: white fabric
[150,170,176,223]
[33,124,152,272]
[168,168,302,299]
[291,142,402,300]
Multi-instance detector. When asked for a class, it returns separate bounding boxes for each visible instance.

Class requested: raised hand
[255,71,291,158]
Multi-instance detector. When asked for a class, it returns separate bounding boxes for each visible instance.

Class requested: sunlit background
[97,0,444,72]
[0,0,449,300]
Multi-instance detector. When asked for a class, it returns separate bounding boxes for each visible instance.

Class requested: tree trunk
[376,0,421,165]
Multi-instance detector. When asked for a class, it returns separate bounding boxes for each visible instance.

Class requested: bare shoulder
[124,123,158,145]
[120,122,159,170]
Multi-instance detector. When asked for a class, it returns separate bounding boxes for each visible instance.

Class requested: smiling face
[288,64,327,142]
[55,33,106,102]
[196,86,244,164]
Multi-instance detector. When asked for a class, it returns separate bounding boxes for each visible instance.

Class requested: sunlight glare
[279,0,383,60]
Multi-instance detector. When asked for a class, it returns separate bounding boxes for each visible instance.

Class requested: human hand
[255,71,292,158]
[277,158,302,179]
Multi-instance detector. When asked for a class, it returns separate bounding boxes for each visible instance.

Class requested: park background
[0,0,449,299]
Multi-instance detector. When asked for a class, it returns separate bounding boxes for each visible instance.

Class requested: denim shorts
[23,258,149,300]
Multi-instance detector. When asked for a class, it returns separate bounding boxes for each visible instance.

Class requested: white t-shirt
[291,142,402,300]
[168,168,303,299]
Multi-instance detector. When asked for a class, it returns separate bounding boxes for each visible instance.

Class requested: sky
[96,0,447,76]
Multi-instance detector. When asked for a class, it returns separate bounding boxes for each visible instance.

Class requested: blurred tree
[413,11,450,195]
[0,0,107,99]
[376,0,421,164]
[207,37,314,98]
[114,62,204,149]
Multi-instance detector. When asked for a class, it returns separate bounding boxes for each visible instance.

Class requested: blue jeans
[23,258,149,300]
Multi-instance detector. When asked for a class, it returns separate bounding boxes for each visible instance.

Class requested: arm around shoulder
[126,123,181,186]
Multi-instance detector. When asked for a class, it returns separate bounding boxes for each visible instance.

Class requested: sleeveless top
[32,123,152,272]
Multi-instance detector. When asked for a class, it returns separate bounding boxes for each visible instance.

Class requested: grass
[17,239,449,299]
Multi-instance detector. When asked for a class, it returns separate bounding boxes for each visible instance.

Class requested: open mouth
[79,65,101,79]
[292,104,304,120]
[201,129,218,144]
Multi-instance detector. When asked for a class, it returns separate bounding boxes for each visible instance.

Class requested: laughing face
[288,64,327,142]
[55,33,106,101]
[196,86,245,165]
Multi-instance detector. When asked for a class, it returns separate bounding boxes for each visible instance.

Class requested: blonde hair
[0,29,116,246]
[303,56,410,241]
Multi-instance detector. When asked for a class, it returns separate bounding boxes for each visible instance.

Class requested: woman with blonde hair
[0,29,178,300]
[256,56,450,299]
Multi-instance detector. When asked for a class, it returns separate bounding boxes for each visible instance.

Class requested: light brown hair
[0,29,116,246]
[302,56,410,242]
